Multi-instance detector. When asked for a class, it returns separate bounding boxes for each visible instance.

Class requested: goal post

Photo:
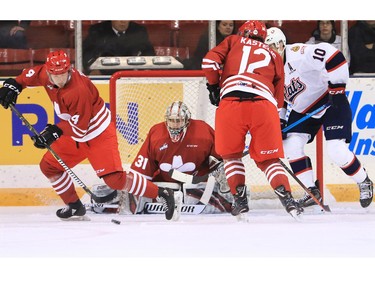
[109,70,324,207]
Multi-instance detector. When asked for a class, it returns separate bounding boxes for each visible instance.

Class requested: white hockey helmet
[265,27,287,56]
[165,101,191,143]
[91,184,120,214]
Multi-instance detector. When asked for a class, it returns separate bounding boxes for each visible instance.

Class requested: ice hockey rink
[1,202,374,281]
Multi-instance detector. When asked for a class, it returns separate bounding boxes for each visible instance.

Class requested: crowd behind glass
[0,20,374,76]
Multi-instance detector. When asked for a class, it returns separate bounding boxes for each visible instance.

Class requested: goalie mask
[165,101,191,142]
[91,184,120,214]
[265,27,287,57]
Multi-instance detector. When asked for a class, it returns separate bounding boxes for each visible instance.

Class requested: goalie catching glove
[31,124,63,149]
[0,78,22,109]
[206,83,221,107]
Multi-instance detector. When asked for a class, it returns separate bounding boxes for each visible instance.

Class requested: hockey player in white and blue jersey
[265,27,373,209]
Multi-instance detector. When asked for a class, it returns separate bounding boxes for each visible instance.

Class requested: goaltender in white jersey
[265,27,373,209]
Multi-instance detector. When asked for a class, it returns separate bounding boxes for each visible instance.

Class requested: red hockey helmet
[45,50,71,74]
[237,20,267,42]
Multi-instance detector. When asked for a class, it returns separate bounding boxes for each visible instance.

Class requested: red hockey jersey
[130,119,221,182]
[202,34,285,109]
[15,65,111,142]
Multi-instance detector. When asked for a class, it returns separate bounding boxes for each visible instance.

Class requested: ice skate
[231,185,249,222]
[274,185,303,221]
[297,185,322,208]
[158,187,175,220]
[358,176,373,208]
[56,199,90,221]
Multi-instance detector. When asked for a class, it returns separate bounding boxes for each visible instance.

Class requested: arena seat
[0,48,33,76]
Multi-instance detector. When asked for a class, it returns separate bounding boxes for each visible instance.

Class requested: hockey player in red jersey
[125,101,232,214]
[132,101,221,181]
[0,50,177,221]
[202,20,303,220]
[265,27,373,209]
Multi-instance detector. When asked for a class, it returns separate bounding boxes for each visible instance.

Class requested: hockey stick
[282,102,331,132]
[279,159,331,212]
[9,104,116,204]
[198,176,216,205]
[165,171,215,211]
[169,102,332,185]
[169,169,216,204]
[169,169,208,184]
[85,202,207,215]
[144,202,206,215]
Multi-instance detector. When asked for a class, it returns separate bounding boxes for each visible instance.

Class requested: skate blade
[60,215,91,221]
[236,213,249,223]
[289,210,303,222]
[172,191,183,221]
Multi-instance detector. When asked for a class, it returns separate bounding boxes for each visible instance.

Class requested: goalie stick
[165,172,215,213]
[85,202,207,215]
[9,104,117,204]
[198,176,216,205]
[168,102,332,185]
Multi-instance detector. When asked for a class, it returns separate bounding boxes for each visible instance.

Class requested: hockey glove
[327,81,346,95]
[280,118,287,140]
[206,83,221,107]
[0,78,22,109]
[31,124,63,149]
[327,81,346,107]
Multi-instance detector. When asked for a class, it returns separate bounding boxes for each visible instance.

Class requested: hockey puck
[111,219,121,225]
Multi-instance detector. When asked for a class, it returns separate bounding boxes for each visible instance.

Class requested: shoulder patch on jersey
[291,46,300,52]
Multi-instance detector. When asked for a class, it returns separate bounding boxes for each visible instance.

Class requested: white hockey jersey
[283,42,349,114]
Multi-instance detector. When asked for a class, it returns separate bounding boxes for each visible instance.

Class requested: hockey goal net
[109,70,323,207]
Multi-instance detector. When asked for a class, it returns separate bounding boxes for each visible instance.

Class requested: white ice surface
[1,203,374,281]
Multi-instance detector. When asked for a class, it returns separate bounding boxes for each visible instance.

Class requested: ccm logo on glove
[328,81,346,95]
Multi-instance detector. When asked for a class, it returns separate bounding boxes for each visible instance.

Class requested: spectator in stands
[305,20,341,51]
[183,20,236,70]
[348,21,375,74]
[0,21,30,49]
[82,20,155,75]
